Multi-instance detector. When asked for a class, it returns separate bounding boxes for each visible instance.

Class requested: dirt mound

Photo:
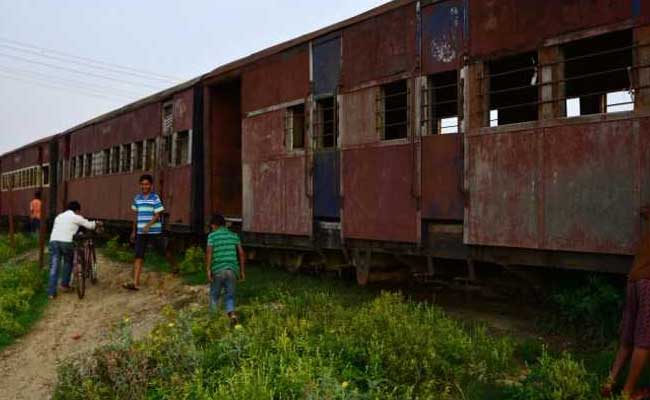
[0,252,201,400]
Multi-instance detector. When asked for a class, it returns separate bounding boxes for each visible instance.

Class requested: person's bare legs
[134,258,144,287]
[610,344,633,383]
[623,347,650,396]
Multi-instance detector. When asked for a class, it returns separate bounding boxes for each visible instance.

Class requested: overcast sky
[0,0,386,154]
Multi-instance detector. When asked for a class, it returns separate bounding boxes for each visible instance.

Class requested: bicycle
[71,227,100,299]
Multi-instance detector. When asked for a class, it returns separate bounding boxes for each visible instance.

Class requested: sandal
[122,283,139,291]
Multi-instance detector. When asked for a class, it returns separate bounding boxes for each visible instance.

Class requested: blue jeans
[209,269,236,313]
[48,241,73,296]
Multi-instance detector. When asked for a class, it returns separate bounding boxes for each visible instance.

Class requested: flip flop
[122,283,139,291]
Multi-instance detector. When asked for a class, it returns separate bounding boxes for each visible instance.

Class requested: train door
[312,34,341,221]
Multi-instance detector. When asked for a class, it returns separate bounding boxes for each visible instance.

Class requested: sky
[0,0,387,154]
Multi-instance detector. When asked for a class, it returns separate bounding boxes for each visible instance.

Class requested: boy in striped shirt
[206,214,246,325]
[124,174,164,291]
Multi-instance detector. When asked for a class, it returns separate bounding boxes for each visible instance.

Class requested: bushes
[545,275,623,342]
[0,233,38,262]
[0,261,47,348]
[179,246,205,276]
[55,267,521,399]
[104,236,132,263]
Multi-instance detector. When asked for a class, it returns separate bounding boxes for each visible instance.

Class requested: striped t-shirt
[131,193,164,234]
[207,227,241,276]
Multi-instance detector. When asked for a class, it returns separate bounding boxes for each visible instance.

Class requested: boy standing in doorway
[206,214,246,325]
[124,174,164,291]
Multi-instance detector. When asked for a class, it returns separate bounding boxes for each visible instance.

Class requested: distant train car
[0,135,57,231]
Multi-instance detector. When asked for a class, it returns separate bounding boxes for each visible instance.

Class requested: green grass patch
[0,233,38,263]
[103,236,173,273]
[53,265,610,399]
[0,260,48,351]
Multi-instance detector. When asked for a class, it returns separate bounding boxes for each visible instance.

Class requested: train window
[425,71,459,134]
[134,141,144,170]
[122,144,132,172]
[488,52,538,126]
[69,157,76,180]
[145,139,157,171]
[175,131,190,165]
[162,102,174,136]
[111,146,121,174]
[285,105,305,151]
[379,80,409,140]
[162,136,173,166]
[84,154,92,177]
[42,165,50,186]
[562,30,633,117]
[77,156,84,178]
[314,97,337,148]
[102,149,110,175]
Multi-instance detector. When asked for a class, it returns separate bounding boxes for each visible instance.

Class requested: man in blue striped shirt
[124,174,164,290]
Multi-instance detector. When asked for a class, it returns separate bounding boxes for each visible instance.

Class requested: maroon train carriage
[3,0,650,286]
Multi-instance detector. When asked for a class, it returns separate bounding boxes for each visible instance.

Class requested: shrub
[503,350,596,400]
[179,246,205,276]
[546,275,623,342]
[0,261,47,347]
[104,236,132,263]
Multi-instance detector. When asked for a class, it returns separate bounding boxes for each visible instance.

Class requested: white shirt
[49,210,97,243]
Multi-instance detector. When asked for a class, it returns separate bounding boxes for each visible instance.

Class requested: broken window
[134,141,144,170]
[69,157,76,180]
[162,102,174,136]
[175,131,190,165]
[379,80,409,140]
[145,139,157,171]
[42,165,50,186]
[110,146,121,174]
[162,136,173,166]
[425,71,459,134]
[488,52,538,126]
[285,105,305,151]
[314,97,337,148]
[102,149,111,175]
[122,143,132,172]
[84,154,92,177]
[77,156,84,178]
[562,30,633,117]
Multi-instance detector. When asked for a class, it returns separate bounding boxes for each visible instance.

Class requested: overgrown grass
[54,265,610,399]
[0,233,38,262]
[0,260,48,350]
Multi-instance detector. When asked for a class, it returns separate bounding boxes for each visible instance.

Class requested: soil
[0,251,202,400]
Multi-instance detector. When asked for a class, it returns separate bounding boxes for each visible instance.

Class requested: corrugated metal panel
[466,120,642,256]
[161,165,192,225]
[313,34,341,96]
[341,4,417,89]
[283,156,312,235]
[339,87,378,147]
[241,46,310,113]
[466,129,540,249]
[342,144,417,243]
[242,110,285,163]
[422,0,466,75]
[314,150,340,219]
[542,121,638,255]
[469,0,633,57]
[421,134,463,220]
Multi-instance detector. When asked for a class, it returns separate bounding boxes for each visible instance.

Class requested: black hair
[139,174,154,184]
[34,191,41,200]
[210,214,226,227]
[67,201,81,212]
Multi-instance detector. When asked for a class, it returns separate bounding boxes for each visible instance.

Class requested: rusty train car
[2,0,649,283]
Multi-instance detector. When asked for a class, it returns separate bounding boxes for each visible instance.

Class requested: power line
[0,37,182,83]
[0,72,128,102]
[0,51,165,90]
[0,64,145,98]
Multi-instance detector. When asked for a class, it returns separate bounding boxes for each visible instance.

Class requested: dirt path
[0,252,201,400]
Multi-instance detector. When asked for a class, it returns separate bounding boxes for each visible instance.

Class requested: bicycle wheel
[75,251,86,299]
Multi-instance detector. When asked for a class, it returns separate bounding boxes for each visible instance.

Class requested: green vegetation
[0,233,38,262]
[54,264,615,399]
[104,236,172,273]
[0,260,48,350]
